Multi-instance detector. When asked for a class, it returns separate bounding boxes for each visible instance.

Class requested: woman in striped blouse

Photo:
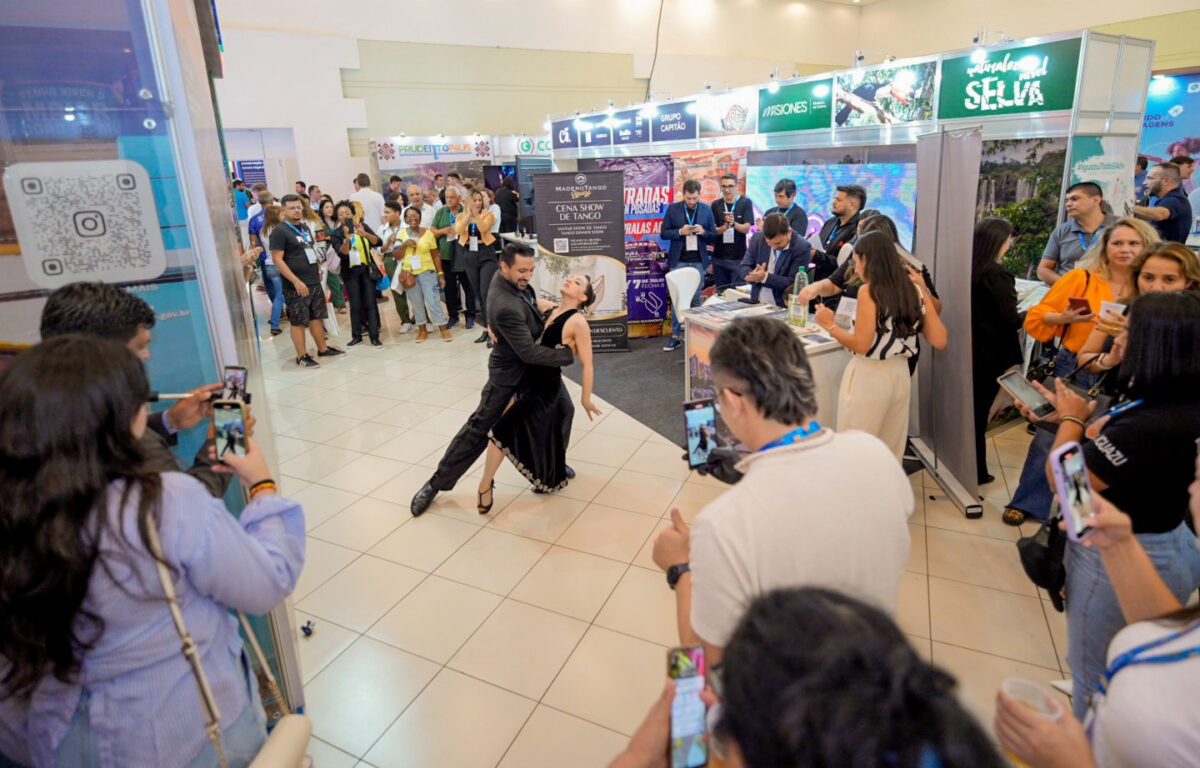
[816,231,948,459]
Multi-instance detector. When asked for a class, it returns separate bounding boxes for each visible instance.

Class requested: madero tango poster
[533,170,628,351]
[580,156,673,338]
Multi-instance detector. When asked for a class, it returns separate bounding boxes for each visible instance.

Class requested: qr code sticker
[553,237,569,253]
[3,159,167,289]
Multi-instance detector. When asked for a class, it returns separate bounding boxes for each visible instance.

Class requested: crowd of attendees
[1,159,1197,768]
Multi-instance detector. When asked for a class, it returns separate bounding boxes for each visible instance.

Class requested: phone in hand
[668,646,708,768]
[996,372,1056,419]
[684,399,718,469]
[213,400,247,460]
[1067,297,1091,313]
[223,365,247,402]
[1049,441,1097,541]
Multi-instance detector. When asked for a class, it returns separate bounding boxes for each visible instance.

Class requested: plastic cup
[1000,678,1063,766]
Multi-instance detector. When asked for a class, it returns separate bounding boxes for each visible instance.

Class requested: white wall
[212,28,368,201]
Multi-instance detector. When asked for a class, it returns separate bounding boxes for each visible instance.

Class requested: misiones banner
[533,170,629,351]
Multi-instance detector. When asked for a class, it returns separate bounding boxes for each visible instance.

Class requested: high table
[682,298,850,445]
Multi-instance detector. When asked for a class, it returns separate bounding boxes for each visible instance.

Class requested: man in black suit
[739,213,812,306]
[411,242,575,516]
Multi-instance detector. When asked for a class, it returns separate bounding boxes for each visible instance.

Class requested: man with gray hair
[651,316,913,660]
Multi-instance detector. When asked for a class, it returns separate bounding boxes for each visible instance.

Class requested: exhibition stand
[544,30,1154,516]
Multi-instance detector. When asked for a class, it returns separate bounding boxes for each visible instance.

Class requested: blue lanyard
[1104,398,1143,420]
[685,205,697,226]
[1098,622,1200,695]
[1079,227,1103,252]
[826,221,848,249]
[758,421,821,453]
[470,222,478,236]
[284,221,310,243]
[724,196,739,217]
[782,202,796,218]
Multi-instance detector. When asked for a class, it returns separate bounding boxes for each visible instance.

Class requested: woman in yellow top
[1002,217,1158,526]
[396,205,452,343]
[457,189,499,347]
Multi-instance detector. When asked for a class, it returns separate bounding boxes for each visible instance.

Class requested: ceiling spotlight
[970,48,986,64]
[639,103,658,118]
[768,73,780,94]
[606,99,615,115]
[542,120,551,130]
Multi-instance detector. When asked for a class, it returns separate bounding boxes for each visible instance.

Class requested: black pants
[972,373,1000,484]
[464,245,499,328]
[430,376,575,491]
[444,269,476,320]
[345,265,380,341]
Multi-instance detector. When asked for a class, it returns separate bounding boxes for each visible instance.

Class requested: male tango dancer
[411,242,575,516]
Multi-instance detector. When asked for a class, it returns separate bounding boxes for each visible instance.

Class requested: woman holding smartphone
[1017,291,1200,718]
[329,201,384,348]
[1079,242,1200,375]
[457,190,499,346]
[814,231,948,460]
[318,198,348,314]
[1001,217,1159,526]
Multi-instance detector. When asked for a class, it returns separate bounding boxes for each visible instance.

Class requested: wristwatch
[666,562,690,590]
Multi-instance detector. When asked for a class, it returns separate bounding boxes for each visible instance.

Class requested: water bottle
[788,266,810,327]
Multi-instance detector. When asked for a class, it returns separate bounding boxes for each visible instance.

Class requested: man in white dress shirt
[349,172,385,232]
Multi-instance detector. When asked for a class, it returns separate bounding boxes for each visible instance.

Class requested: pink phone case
[1049,441,1095,542]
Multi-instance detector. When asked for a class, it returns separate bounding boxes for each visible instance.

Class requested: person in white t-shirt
[348,172,385,233]
[652,316,913,661]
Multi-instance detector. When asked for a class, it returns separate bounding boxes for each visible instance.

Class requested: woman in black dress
[475,275,603,511]
[969,217,1021,486]
[496,175,520,234]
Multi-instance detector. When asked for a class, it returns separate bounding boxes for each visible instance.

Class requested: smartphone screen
[223,365,248,401]
[684,400,718,469]
[1051,442,1096,540]
[213,401,246,459]
[668,646,707,768]
[997,372,1055,418]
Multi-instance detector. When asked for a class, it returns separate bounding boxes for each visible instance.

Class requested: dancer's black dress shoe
[411,482,438,517]
[564,465,576,480]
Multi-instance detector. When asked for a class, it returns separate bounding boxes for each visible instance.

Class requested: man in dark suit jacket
[739,213,812,306]
[412,242,575,516]
[660,179,718,350]
[39,282,232,498]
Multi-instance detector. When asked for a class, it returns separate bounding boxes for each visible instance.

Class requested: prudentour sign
[757,79,834,133]
[938,38,1081,119]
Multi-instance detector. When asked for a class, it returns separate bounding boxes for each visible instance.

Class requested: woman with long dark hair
[0,336,304,768]
[1016,291,1200,719]
[318,198,348,314]
[457,189,499,346]
[496,175,520,234]
[815,231,948,459]
[612,587,1007,768]
[970,216,1020,485]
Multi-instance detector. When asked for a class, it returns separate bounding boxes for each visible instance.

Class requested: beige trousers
[836,354,911,460]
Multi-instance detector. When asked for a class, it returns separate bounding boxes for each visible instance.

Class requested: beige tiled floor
[255,297,1064,767]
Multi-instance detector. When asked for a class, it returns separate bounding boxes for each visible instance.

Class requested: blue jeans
[405,270,447,327]
[1006,347,1099,520]
[1065,523,1200,718]
[263,265,285,330]
[670,262,705,338]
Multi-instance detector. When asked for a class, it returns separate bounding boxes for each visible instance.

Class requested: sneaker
[441,328,453,342]
[415,327,429,343]
[662,337,683,352]
[398,323,413,334]
[446,317,459,330]
[371,338,383,347]
[347,338,364,348]
[318,346,344,357]
[296,354,319,368]
[465,316,475,330]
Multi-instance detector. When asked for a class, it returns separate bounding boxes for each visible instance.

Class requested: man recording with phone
[38,281,254,498]
[651,317,912,664]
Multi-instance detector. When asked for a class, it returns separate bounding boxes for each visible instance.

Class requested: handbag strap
[144,513,293,768]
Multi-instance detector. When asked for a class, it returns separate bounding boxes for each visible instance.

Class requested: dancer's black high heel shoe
[477,480,495,515]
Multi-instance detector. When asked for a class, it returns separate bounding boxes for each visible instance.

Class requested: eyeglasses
[720,184,736,189]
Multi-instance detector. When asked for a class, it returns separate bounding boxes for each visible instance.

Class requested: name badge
[685,234,698,251]
[410,251,422,270]
[305,247,319,264]
[469,236,479,252]
[723,227,735,244]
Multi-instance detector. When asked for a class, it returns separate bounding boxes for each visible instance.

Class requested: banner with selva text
[533,170,629,351]
[938,38,1081,120]
[580,156,673,338]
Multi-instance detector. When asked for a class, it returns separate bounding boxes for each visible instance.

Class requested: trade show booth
[545,30,1155,516]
